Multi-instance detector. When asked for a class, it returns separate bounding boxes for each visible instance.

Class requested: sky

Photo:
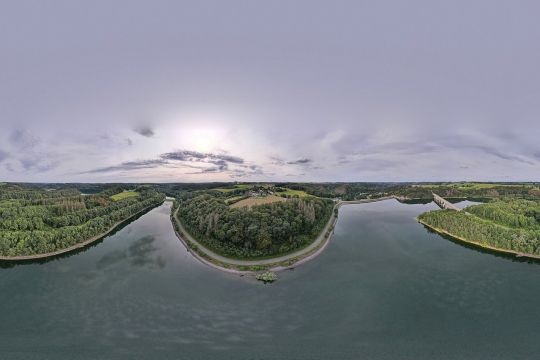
[1,0,539,183]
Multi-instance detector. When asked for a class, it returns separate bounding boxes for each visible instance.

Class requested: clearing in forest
[230,195,286,209]
[110,191,140,201]
[277,189,310,197]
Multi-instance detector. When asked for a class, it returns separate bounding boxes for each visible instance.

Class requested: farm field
[110,191,140,201]
[230,195,287,209]
[412,182,534,190]
[214,184,251,193]
[277,189,310,197]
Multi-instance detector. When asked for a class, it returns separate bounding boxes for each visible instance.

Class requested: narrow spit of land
[172,196,396,274]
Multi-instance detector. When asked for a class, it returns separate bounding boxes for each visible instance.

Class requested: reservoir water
[1,200,539,359]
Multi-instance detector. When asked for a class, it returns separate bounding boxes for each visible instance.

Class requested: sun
[186,126,225,153]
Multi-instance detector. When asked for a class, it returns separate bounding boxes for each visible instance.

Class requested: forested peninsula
[173,185,335,259]
[0,184,165,258]
[418,199,540,257]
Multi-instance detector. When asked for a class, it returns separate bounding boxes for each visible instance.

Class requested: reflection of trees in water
[0,206,158,269]
[96,235,166,270]
[422,225,540,265]
[128,235,166,269]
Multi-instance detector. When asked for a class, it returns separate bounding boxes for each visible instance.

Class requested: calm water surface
[1,200,539,360]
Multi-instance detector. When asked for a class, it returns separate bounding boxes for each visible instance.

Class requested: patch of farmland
[230,195,286,209]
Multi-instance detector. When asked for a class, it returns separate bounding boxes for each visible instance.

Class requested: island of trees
[0,184,164,258]
[173,185,334,259]
[418,199,540,257]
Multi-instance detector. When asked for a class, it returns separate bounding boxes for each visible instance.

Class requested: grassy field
[214,184,251,193]
[277,189,310,197]
[230,195,286,209]
[110,191,140,201]
[413,182,532,190]
[455,183,530,190]
[225,195,246,205]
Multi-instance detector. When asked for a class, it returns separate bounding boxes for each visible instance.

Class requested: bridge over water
[432,192,461,211]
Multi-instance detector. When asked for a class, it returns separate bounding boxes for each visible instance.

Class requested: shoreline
[0,201,164,262]
[417,218,540,261]
[171,196,397,275]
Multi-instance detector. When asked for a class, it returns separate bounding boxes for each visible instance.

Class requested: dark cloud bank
[84,149,261,177]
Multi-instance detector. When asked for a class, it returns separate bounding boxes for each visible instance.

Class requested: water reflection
[95,235,166,270]
[0,206,158,269]
[421,224,540,264]
[128,235,166,269]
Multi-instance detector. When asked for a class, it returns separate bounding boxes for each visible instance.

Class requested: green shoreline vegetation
[0,184,164,258]
[1,181,539,263]
[174,185,334,259]
[418,199,540,257]
[170,202,339,273]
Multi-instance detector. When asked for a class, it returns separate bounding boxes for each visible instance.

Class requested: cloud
[439,136,536,165]
[83,149,250,175]
[205,165,226,172]
[4,162,14,172]
[9,129,39,149]
[19,158,60,173]
[3,130,60,173]
[286,158,312,165]
[0,149,8,163]
[2,1,540,182]
[134,126,155,138]
[269,156,285,165]
[334,133,537,174]
[270,156,316,166]
[160,150,244,165]
[353,158,398,172]
[84,159,167,173]
[471,145,535,165]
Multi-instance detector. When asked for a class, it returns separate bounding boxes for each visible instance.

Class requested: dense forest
[391,183,540,200]
[280,182,395,200]
[0,184,165,257]
[243,182,540,201]
[418,199,540,255]
[3,181,539,258]
[174,190,334,258]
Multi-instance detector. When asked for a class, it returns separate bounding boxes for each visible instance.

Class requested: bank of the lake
[0,201,164,262]
[417,198,540,261]
[417,218,540,261]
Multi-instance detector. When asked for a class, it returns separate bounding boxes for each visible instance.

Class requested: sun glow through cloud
[184,126,225,153]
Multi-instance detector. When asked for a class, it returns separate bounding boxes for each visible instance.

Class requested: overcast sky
[1,0,539,183]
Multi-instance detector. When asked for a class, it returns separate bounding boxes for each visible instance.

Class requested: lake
[1,199,539,359]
